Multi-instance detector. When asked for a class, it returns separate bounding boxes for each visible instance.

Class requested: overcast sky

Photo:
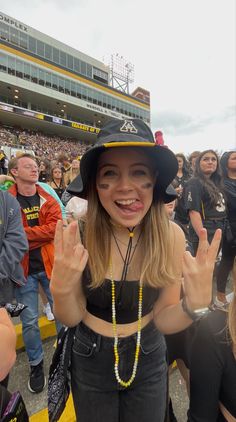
[0,0,235,154]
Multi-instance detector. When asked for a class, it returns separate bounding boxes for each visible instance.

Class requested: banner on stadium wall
[0,104,14,112]
[71,122,100,133]
[85,102,127,120]
[0,102,100,136]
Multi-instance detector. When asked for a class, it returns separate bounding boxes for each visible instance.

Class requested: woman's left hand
[182,228,222,310]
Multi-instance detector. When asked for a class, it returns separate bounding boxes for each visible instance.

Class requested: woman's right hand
[50,220,88,296]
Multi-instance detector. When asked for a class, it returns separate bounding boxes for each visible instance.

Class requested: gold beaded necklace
[109,229,143,388]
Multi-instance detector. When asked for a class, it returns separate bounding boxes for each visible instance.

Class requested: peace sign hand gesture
[182,228,222,310]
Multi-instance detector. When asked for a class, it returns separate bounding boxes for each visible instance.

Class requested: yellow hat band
[103,142,155,148]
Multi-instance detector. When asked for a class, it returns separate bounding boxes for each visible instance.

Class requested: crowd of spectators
[0,124,90,160]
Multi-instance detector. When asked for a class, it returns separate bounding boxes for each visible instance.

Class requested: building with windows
[0,12,150,144]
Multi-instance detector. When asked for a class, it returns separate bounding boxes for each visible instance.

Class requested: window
[16,59,23,78]
[10,27,19,45]
[45,44,52,60]
[31,66,38,83]
[0,94,7,102]
[45,72,52,87]
[60,51,67,67]
[29,36,36,53]
[0,22,9,42]
[112,98,118,111]
[81,86,87,100]
[53,48,60,64]
[52,75,58,90]
[97,92,102,106]
[59,78,65,93]
[102,94,107,108]
[93,91,98,104]
[70,81,76,97]
[67,55,73,69]
[0,53,7,72]
[39,69,45,86]
[21,101,28,109]
[107,96,112,110]
[7,56,16,75]
[65,80,70,95]
[23,63,30,80]
[87,64,92,78]
[37,40,44,57]
[81,61,86,75]
[74,58,81,73]
[76,84,81,99]
[19,32,28,49]
[87,87,93,103]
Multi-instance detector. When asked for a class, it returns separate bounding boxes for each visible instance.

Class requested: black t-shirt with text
[17,192,44,274]
[185,177,226,220]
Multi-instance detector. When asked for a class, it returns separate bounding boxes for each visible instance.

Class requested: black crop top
[82,267,160,324]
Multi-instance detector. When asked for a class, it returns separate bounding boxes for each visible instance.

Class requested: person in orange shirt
[9,153,62,394]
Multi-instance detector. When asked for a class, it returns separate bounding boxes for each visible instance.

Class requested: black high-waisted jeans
[71,320,167,422]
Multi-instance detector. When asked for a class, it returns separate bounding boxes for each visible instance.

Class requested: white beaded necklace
[109,256,143,388]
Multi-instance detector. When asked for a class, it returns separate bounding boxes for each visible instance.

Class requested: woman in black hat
[50,119,221,422]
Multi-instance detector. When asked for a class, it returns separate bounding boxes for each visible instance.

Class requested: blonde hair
[228,259,236,357]
[83,175,176,288]
[68,165,80,184]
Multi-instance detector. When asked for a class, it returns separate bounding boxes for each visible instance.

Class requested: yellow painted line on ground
[15,316,57,350]
[29,394,76,422]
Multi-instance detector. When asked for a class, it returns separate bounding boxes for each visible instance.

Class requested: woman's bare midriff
[82,311,153,338]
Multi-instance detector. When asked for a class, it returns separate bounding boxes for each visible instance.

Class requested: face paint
[97,183,110,189]
[140,182,153,189]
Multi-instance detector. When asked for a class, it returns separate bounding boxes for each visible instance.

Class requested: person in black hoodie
[215,151,236,306]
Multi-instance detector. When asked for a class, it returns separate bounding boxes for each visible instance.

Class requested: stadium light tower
[106,53,134,94]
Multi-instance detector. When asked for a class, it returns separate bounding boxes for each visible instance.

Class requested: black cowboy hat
[67,119,178,203]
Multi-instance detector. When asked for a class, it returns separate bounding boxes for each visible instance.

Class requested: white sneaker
[214,296,228,309]
[43,303,54,321]
[226,292,234,303]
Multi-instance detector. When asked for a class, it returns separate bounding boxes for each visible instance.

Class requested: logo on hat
[120,120,138,134]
